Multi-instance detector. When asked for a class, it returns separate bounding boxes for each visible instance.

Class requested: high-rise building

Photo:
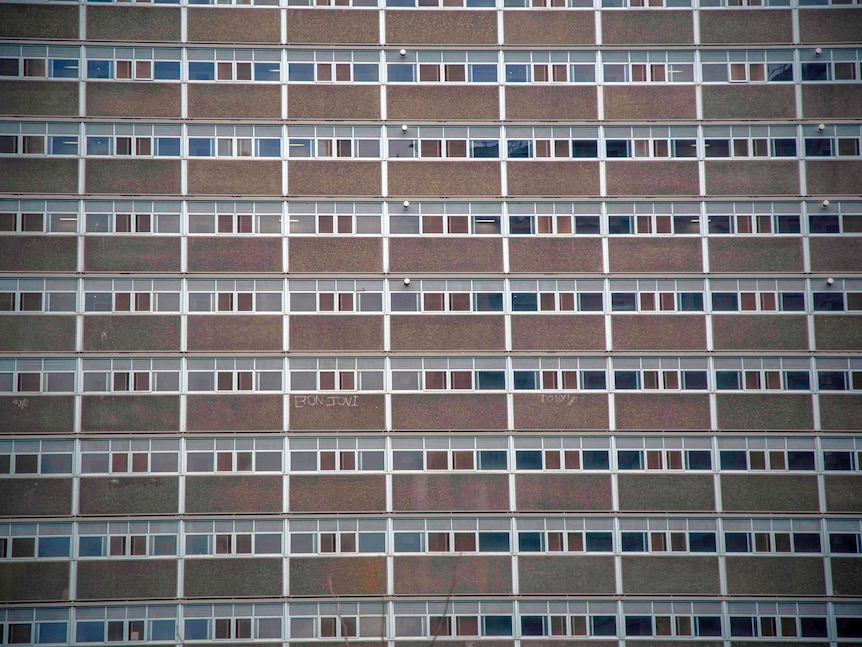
[1,0,861,643]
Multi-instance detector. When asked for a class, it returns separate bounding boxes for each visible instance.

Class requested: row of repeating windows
[8,0,862,7]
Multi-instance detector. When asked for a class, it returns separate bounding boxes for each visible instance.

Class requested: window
[0,439,73,477]
[288,279,383,313]
[184,520,282,557]
[83,123,179,157]
[802,124,862,158]
[809,201,862,234]
[0,278,76,313]
[390,202,502,235]
[188,124,281,158]
[506,126,598,160]
[188,201,282,234]
[0,200,81,234]
[83,200,181,234]
[391,357,506,391]
[701,125,797,158]
[82,358,180,393]
[607,202,702,235]
[387,50,496,83]
[393,519,509,554]
[185,437,282,474]
[701,50,794,83]
[86,47,180,81]
[507,203,600,235]
[0,122,78,156]
[290,518,384,555]
[289,358,384,392]
[706,202,801,234]
[187,49,279,82]
[287,49,378,82]
[815,358,862,392]
[82,278,180,314]
[186,358,282,392]
[0,523,71,560]
[188,279,283,313]
[709,279,805,312]
[288,202,382,235]
[0,45,79,79]
[800,48,861,82]
[714,357,811,392]
[289,603,382,641]
[287,126,380,159]
[393,602,514,640]
[0,359,75,394]
[76,606,177,643]
[604,126,697,159]
[603,51,694,83]
[77,521,178,558]
[503,51,596,84]
[388,126,499,159]
[391,279,503,313]
[289,437,385,473]
[391,436,507,472]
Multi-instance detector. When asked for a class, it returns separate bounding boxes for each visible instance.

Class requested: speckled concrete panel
[0,159,77,193]
[186,476,283,513]
[81,395,180,432]
[288,393,385,431]
[605,161,699,196]
[721,474,819,512]
[605,86,696,120]
[716,393,813,430]
[615,393,711,430]
[713,314,807,351]
[388,161,500,197]
[511,315,605,351]
[702,85,795,119]
[389,238,503,273]
[621,556,720,594]
[618,474,715,511]
[523,642,616,647]
[802,85,862,119]
[386,10,496,44]
[186,394,284,431]
[289,160,381,196]
[391,315,505,351]
[187,160,282,196]
[285,9,378,43]
[83,315,180,352]
[0,396,74,433]
[825,475,862,512]
[502,10,595,45]
[832,558,862,596]
[188,237,282,272]
[726,557,825,595]
[809,238,862,272]
[188,315,282,352]
[87,83,180,118]
[187,8,279,42]
[290,474,386,512]
[288,85,380,119]
[612,314,707,350]
[0,316,75,352]
[0,563,69,602]
[820,395,862,432]
[288,238,382,273]
[506,86,598,120]
[79,477,179,515]
[0,4,77,38]
[515,474,613,511]
[699,9,792,43]
[394,556,511,595]
[185,558,281,597]
[508,238,602,273]
[87,6,180,41]
[77,560,175,600]
[0,478,72,516]
[391,393,507,430]
[608,238,702,273]
[709,237,803,272]
[602,11,693,44]
[84,236,180,272]
[705,160,799,195]
[507,162,600,197]
[388,86,499,120]
[289,315,383,351]
[188,84,280,119]
[807,161,862,195]
[519,556,615,594]
[289,557,386,596]
[815,316,862,351]
[800,8,862,43]
[0,237,76,272]
[0,81,78,117]
[86,159,181,194]
[392,474,509,512]
[512,393,609,430]
[730,644,825,647]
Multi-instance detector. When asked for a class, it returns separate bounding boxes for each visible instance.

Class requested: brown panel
[507,161,600,197]
[519,556,614,594]
[188,84,280,119]
[802,85,862,120]
[187,7,279,42]
[388,161,500,197]
[0,4,78,39]
[0,159,77,193]
[716,393,813,430]
[726,557,825,595]
[699,8,792,43]
[388,86,499,120]
[820,395,862,432]
[618,474,714,511]
[605,86,696,120]
[290,474,386,512]
[503,10,595,45]
[187,237,282,272]
[289,160,381,196]
[289,315,384,351]
[392,474,509,512]
[816,316,862,350]
[87,83,180,118]
[79,477,179,515]
[602,10,693,44]
[608,237,702,272]
[705,160,799,195]
[511,315,605,351]
[512,393,608,430]
[612,314,706,350]
[386,10,496,44]
[0,237,76,272]
[702,85,795,119]
[800,8,862,43]
[809,238,862,273]
[0,81,78,117]
[391,393,507,430]
[825,475,862,512]
[87,6,180,41]
[721,474,819,512]
[185,475,282,513]
[0,478,72,517]
[621,556,720,594]
[0,563,69,602]
[807,161,862,195]
[508,238,602,273]
[0,396,75,433]
[289,557,385,596]
[184,558,281,597]
[77,560,175,600]
[516,474,612,511]
[188,315,282,351]
[391,315,505,351]
[709,237,803,273]
[287,85,380,120]
[505,86,597,120]
[86,159,181,194]
[187,160,282,196]
[85,236,180,272]
[285,8,378,44]
[288,238,382,273]
[832,558,862,596]
[394,556,510,595]
[615,393,711,430]
[289,393,385,431]
[389,238,503,273]
[186,394,284,432]
[0,315,75,352]
[81,395,180,432]
[713,314,808,351]
[605,161,699,196]
[83,315,180,351]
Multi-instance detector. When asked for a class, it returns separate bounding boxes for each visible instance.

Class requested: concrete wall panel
[511,315,605,351]
[713,314,808,351]
[507,162,600,196]
[0,478,72,516]
[0,315,75,352]
[394,556,510,595]
[391,393,508,430]
[705,160,799,195]
[86,159,181,195]
[699,9,792,43]
[87,6,179,41]
[721,474,819,512]
[289,161,381,196]
[512,393,609,430]
[79,477,179,515]
[602,11,694,44]
[519,556,615,594]
[187,7,279,42]
[391,315,505,351]
[516,474,612,511]
[388,161,500,197]
[285,8,378,43]
[87,83,180,118]
[288,394,386,431]
[622,556,720,594]
[0,159,77,193]
[0,396,74,433]
[820,395,862,432]
[188,237,282,272]
[824,475,862,512]
[503,10,595,44]
[605,161,699,196]
[0,237,77,272]
[185,558,281,597]
[392,474,509,512]
[716,393,814,430]
[81,395,180,432]
[188,84,280,119]
[83,315,180,352]
[809,238,862,273]
[726,557,825,595]
[615,393,711,430]
[186,394,284,431]
[0,563,69,602]
[187,160,282,196]
[288,85,380,120]
[799,8,862,43]
[802,85,862,119]
[288,237,382,273]
[0,4,77,39]
[290,557,386,596]
[807,161,862,195]
[506,86,597,120]
[702,85,795,120]
[618,474,715,511]
[290,474,386,512]
[1,81,78,117]
[77,560,175,600]
[609,237,703,272]
[389,238,503,273]
[388,86,498,121]
[85,237,180,272]
[185,475,283,513]
[612,314,707,350]
[386,10,496,44]
[605,86,696,120]
[709,237,802,272]
[188,315,282,352]
[289,315,384,351]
